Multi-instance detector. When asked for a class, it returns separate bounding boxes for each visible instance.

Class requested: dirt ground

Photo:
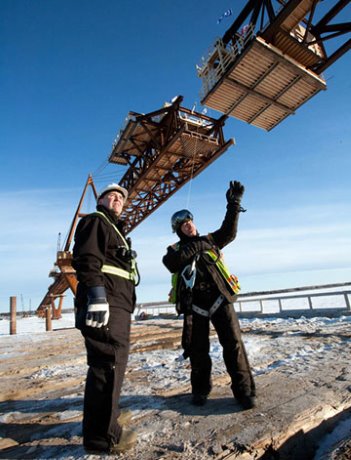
[0,316,351,459]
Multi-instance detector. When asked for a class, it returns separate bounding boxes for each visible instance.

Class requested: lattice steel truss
[198,0,350,130]
[37,99,233,313]
[221,0,350,74]
[37,176,98,316]
[109,95,234,234]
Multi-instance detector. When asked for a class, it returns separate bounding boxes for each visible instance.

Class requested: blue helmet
[171,209,193,233]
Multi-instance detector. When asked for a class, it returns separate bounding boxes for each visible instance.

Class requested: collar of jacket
[96,204,126,233]
[177,232,201,244]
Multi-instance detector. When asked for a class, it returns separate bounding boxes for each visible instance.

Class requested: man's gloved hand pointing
[226,180,245,204]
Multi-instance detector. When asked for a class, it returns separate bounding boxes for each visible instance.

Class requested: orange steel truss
[198,0,350,130]
[36,176,98,317]
[37,96,234,314]
[110,95,234,233]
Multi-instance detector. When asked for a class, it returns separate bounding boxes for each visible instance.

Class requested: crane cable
[185,132,199,209]
[184,108,201,209]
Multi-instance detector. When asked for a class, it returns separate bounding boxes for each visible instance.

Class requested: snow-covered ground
[0,312,75,336]
[0,312,350,459]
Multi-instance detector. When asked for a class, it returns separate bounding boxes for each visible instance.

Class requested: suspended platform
[198,34,326,131]
[109,95,234,233]
[198,0,350,130]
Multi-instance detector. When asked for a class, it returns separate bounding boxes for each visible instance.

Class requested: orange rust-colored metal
[37,99,233,314]
[198,0,350,130]
[36,175,98,316]
[110,95,234,233]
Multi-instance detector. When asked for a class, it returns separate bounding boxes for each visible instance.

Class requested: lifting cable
[184,104,201,209]
[92,159,126,189]
[93,158,110,177]
[185,134,198,209]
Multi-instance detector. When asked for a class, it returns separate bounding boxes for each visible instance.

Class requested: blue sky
[1,0,350,313]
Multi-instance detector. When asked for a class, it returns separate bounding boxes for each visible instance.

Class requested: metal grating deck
[201,37,326,131]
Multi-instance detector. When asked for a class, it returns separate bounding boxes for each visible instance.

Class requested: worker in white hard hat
[97,183,128,202]
[73,183,139,455]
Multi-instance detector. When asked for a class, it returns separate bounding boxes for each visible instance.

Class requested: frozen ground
[0,313,350,459]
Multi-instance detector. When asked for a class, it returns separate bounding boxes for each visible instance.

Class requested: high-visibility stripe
[101,264,135,282]
[94,211,129,249]
[93,211,138,284]
[206,249,240,294]
[169,273,178,304]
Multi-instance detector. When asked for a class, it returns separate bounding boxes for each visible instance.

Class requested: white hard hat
[98,183,128,202]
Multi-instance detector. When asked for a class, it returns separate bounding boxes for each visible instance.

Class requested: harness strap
[192,294,224,318]
[94,211,129,249]
[93,211,138,284]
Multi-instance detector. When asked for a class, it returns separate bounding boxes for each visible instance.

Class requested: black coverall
[163,202,255,399]
[72,204,136,451]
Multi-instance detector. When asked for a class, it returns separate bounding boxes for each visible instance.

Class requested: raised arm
[210,180,246,249]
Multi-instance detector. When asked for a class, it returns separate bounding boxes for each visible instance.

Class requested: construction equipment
[109,95,234,233]
[37,97,234,315]
[198,0,350,130]
[36,176,98,317]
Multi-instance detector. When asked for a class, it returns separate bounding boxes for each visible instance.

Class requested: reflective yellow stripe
[94,211,129,249]
[206,249,241,294]
[94,211,138,284]
[101,264,135,282]
[169,272,179,304]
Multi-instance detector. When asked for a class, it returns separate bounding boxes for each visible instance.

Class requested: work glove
[86,286,110,328]
[226,180,245,204]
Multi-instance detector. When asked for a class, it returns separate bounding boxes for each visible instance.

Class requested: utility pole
[20,294,25,317]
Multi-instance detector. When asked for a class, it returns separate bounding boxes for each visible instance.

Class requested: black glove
[86,286,109,328]
[226,180,245,204]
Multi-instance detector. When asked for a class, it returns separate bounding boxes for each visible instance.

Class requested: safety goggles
[171,209,193,232]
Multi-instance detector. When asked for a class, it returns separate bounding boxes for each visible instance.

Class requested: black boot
[236,394,256,410]
[192,394,208,406]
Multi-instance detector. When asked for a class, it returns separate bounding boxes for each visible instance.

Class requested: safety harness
[94,211,139,285]
[192,295,225,318]
[205,249,241,295]
[170,245,240,318]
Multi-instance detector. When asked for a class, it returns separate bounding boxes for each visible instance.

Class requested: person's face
[99,191,124,216]
[180,219,197,237]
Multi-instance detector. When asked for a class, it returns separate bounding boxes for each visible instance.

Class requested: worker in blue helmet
[163,181,256,410]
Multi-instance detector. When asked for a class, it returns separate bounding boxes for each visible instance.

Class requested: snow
[0,312,75,336]
[0,311,350,459]
[314,417,351,460]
